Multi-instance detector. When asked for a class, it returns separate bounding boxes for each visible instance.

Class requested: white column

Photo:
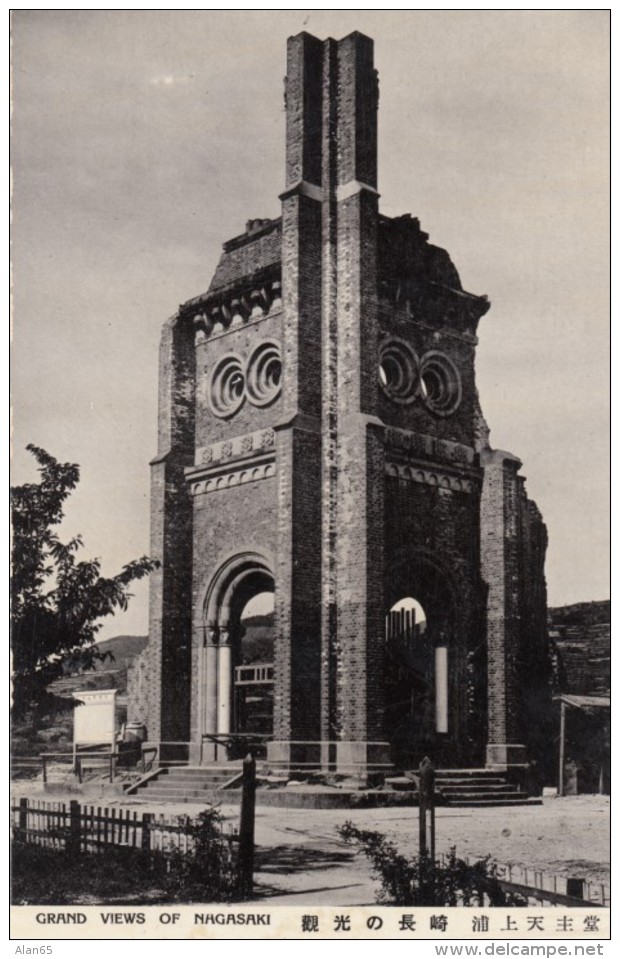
[204,639,218,735]
[435,646,449,734]
[217,636,232,736]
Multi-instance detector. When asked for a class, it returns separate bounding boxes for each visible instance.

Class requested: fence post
[419,770,428,857]
[18,797,28,834]
[238,753,256,896]
[418,757,435,905]
[418,757,435,858]
[40,755,48,785]
[141,812,153,853]
[68,800,81,855]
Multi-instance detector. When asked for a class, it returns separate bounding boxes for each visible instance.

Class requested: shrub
[11,839,167,904]
[339,822,525,906]
[164,809,240,903]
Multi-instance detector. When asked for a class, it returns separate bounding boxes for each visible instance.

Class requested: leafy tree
[11,444,158,719]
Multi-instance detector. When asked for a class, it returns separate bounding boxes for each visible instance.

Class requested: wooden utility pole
[558,700,566,797]
[418,756,436,860]
[238,754,256,896]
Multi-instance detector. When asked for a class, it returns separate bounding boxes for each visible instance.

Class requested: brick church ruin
[132,32,550,779]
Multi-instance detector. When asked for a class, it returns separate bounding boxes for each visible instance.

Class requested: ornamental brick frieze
[186,451,276,496]
[195,427,275,467]
[385,460,477,494]
[384,426,475,467]
[187,273,282,344]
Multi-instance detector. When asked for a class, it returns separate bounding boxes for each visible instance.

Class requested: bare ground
[12,787,609,906]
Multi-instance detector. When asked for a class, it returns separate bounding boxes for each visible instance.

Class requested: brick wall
[147,314,195,743]
[141,31,549,773]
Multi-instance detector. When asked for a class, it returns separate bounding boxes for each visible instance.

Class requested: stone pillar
[269,31,391,778]
[329,35,389,778]
[217,626,232,737]
[198,629,219,763]
[435,647,449,734]
[480,448,528,767]
[268,32,324,771]
[147,314,194,745]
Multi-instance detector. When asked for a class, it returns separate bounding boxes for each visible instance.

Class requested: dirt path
[12,789,609,906]
[246,796,610,904]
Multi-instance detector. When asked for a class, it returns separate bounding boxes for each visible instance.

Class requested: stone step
[442,792,526,802]
[138,780,239,794]
[138,782,219,794]
[159,764,244,773]
[434,770,506,778]
[135,790,237,803]
[435,777,506,787]
[158,770,241,782]
[447,798,542,808]
[439,782,521,796]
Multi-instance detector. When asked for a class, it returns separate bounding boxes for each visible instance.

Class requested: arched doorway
[199,552,275,758]
[385,554,461,767]
[234,591,275,738]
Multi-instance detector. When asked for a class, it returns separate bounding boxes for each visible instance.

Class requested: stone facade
[138,31,550,776]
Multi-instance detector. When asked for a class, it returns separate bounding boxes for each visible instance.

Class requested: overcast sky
[11,10,610,640]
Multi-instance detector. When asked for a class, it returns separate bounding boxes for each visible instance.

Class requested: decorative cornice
[194,428,275,469]
[384,426,476,468]
[187,455,276,496]
[190,277,282,344]
[385,460,477,494]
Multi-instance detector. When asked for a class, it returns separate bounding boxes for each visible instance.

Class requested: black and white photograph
[10,10,610,942]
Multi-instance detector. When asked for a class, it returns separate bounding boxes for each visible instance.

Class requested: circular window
[209,353,246,418]
[419,352,462,416]
[379,339,419,404]
[246,341,282,407]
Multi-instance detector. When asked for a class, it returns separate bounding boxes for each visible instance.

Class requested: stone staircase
[434,768,539,807]
[127,763,540,807]
[128,763,247,803]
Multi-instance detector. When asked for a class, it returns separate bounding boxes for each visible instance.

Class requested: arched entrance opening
[385,555,460,767]
[234,590,275,737]
[200,552,275,757]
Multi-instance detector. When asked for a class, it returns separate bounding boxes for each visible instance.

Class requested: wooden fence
[481,859,609,908]
[10,797,238,857]
[11,755,258,893]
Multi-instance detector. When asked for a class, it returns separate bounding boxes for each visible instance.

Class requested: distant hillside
[48,635,148,702]
[241,613,274,663]
[93,634,149,666]
[241,613,273,629]
[548,600,610,628]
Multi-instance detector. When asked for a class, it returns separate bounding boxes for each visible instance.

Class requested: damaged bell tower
[134,31,550,780]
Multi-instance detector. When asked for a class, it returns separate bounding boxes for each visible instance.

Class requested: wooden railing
[11,755,258,894]
[459,855,609,908]
[12,751,120,784]
[11,796,236,855]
